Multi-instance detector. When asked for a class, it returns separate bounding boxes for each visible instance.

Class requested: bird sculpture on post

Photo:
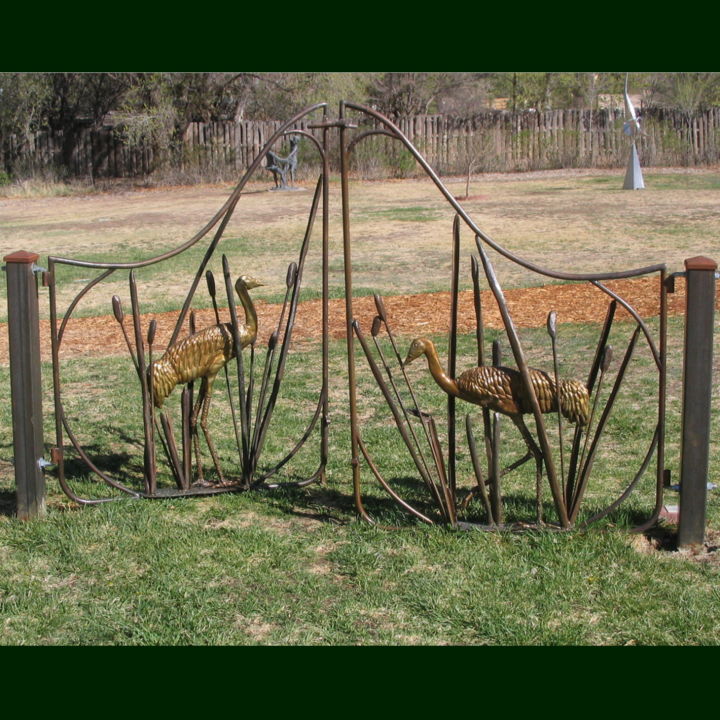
[149,275,264,485]
[403,337,590,514]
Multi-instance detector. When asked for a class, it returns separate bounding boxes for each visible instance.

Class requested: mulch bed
[1,275,701,364]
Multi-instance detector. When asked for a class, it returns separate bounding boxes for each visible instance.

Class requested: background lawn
[1,168,719,645]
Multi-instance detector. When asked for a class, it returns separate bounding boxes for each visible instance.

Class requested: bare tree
[0,73,51,172]
[368,73,483,118]
[455,122,494,198]
[44,73,135,174]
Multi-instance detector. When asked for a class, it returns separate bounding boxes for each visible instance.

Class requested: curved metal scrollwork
[46,100,667,531]
[48,104,330,503]
[339,101,667,531]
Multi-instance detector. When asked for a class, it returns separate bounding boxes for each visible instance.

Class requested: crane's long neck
[422,342,460,398]
[236,282,258,343]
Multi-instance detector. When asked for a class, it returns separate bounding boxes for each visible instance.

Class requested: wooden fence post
[678,256,717,548]
[3,251,46,519]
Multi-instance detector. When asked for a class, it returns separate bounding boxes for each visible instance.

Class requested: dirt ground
[2,168,719,361]
[0,275,696,365]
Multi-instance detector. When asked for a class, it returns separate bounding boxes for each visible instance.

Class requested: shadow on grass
[260,483,357,525]
[63,450,135,478]
[0,490,16,517]
[260,474,563,529]
[59,446,146,499]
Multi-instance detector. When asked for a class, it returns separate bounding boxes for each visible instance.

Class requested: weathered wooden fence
[392,108,720,173]
[3,107,720,180]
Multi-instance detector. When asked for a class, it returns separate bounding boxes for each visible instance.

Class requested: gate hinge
[31,263,54,288]
[50,447,64,464]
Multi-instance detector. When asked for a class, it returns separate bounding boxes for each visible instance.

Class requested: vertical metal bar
[222,256,250,480]
[3,251,46,519]
[634,269,670,534]
[649,269,669,529]
[128,271,156,495]
[490,340,503,525]
[471,254,497,519]
[678,256,717,548]
[47,259,67,496]
[319,110,330,479]
[339,103,372,523]
[447,216,460,498]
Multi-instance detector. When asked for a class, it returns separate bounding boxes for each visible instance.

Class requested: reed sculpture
[149,275,263,484]
[403,336,590,517]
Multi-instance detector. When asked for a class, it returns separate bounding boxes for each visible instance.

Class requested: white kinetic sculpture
[623,73,645,190]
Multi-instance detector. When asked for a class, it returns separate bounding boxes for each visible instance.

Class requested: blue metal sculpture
[266,135,300,190]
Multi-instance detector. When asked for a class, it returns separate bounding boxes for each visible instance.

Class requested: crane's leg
[512,416,544,525]
[191,380,207,484]
[198,375,227,486]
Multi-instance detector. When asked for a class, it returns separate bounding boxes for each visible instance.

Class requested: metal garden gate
[5,102,716,543]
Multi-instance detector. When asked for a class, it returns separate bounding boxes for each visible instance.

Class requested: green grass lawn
[2,493,718,645]
[2,169,719,645]
[1,319,719,646]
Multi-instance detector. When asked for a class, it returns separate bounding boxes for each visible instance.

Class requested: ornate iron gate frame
[47,104,331,503]
[44,100,667,530]
[337,102,667,532]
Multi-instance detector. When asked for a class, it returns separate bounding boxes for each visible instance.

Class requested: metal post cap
[4,250,39,264]
[684,256,717,271]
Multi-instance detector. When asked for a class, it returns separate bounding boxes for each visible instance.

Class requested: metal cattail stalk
[490,339,503,525]
[577,344,613,488]
[147,318,157,475]
[373,294,450,515]
[465,414,495,525]
[566,300,617,507]
[570,326,639,524]
[251,262,298,475]
[369,311,439,508]
[352,319,452,524]
[206,269,242,460]
[546,310,565,491]
[222,254,250,481]
[128,271,156,495]
[112,295,140,376]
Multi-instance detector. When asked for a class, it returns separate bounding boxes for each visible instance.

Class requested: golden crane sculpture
[403,337,590,514]
[149,275,264,485]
